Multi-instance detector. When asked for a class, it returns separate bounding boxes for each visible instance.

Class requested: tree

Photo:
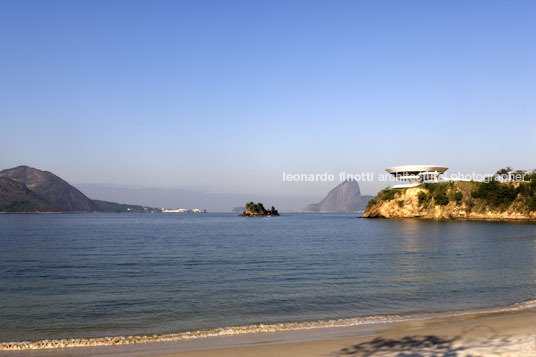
[512,169,527,181]
[495,167,512,176]
[417,191,428,206]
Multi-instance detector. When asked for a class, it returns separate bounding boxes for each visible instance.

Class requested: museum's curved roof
[386,165,448,174]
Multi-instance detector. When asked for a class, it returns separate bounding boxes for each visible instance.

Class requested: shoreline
[0,306,534,357]
[168,309,536,357]
[1,299,535,353]
[360,215,536,223]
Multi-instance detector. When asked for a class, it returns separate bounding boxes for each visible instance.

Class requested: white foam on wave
[1,299,535,350]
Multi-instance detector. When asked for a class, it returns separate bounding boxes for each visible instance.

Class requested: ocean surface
[0,213,535,344]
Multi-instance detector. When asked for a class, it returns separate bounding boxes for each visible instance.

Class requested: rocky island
[363,172,536,221]
[240,202,279,216]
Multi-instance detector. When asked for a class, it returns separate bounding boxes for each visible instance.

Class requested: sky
[1,0,535,210]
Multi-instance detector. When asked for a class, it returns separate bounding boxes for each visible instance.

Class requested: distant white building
[386,165,448,188]
[161,208,206,213]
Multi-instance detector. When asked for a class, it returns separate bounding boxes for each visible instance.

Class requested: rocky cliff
[301,180,372,213]
[363,180,536,221]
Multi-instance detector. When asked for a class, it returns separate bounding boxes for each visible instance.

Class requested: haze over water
[0,213,535,343]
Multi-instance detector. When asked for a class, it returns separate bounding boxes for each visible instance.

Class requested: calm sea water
[0,213,535,342]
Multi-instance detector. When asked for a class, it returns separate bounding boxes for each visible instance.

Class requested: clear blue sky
[1,0,535,199]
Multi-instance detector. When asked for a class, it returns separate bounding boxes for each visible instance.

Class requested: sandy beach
[159,310,536,357]
[1,308,533,357]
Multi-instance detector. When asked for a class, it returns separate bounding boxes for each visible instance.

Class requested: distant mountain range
[0,166,158,213]
[0,165,374,213]
[76,183,318,212]
[301,180,373,213]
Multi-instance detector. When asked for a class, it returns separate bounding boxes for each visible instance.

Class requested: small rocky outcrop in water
[241,202,279,216]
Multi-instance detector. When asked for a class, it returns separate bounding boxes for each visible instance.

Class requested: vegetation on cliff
[471,174,536,211]
[241,202,279,216]
[364,168,536,220]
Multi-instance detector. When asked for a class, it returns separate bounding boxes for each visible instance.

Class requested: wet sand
[1,308,534,357]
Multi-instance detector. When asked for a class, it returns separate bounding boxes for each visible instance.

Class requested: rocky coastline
[363,181,536,221]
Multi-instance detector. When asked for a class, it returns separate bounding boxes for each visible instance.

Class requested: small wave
[2,299,535,351]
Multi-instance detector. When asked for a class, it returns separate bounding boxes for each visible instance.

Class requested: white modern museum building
[386,165,448,188]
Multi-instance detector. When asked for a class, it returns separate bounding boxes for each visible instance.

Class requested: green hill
[0,177,57,212]
[0,165,159,213]
[0,166,96,211]
[92,199,153,213]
